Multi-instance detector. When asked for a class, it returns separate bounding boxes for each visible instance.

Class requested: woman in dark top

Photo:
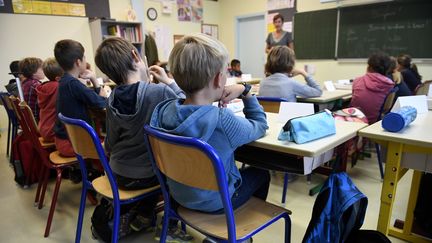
[265,14,293,54]
[397,54,422,94]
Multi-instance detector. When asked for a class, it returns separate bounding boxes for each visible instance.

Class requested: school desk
[359,112,432,243]
[235,112,367,174]
[297,90,352,112]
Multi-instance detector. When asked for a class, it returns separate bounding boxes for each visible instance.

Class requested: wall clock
[147,7,158,21]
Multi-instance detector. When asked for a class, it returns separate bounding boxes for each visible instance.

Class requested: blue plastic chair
[0,92,19,160]
[59,114,160,243]
[374,86,399,180]
[144,125,291,243]
[256,96,298,204]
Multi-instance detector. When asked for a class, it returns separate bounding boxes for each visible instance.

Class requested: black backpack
[91,198,139,242]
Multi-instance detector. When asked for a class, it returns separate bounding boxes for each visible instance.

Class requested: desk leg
[377,142,403,235]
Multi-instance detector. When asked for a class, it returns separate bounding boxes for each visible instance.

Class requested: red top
[36,81,58,142]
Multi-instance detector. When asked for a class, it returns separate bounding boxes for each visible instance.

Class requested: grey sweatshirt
[105,81,185,179]
[259,73,322,101]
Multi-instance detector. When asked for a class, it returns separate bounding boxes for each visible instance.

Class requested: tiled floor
[0,131,409,242]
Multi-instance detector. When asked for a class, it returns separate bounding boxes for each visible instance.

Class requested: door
[236,14,266,79]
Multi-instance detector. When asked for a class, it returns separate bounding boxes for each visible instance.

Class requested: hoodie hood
[150,99,219,142]
[36,81,58,107]
[363,72,394,92]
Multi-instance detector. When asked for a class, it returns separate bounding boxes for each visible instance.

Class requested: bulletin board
[0,0,110,18]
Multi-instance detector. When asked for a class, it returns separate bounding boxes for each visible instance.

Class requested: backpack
[91,198,139,243]
[12,133,43,188]
[346,230,391,243]
[303,172,368,243]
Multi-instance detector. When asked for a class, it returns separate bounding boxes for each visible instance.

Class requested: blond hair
[265,46,295,75]
[42,57,64,81]
[168,33,229,94]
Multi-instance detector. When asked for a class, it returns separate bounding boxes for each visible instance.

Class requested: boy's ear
[131,49,141,63]
[212,71,223,89]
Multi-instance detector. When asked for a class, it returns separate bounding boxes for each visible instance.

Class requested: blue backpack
[303,172,368,243]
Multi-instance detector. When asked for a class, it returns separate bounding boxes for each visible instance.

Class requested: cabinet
[89,19,144,77]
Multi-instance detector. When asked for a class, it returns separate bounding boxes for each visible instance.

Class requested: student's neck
[183,89,215,106]
[276,29,282,33]
[125,72,141,85]
[67,69,81,79]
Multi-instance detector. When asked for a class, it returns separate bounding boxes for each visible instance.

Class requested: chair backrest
[0,92,18,125]
[256,96,288,113]
[377,86,399,121]
[144,125,237,238]
[58,113,120,200]
[414,80,432,96]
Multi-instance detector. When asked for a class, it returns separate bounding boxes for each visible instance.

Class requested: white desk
[297,90,352,103]
[359,112,432,243]
[235,113,367,174]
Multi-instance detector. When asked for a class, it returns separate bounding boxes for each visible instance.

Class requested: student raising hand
[149,65,174,85]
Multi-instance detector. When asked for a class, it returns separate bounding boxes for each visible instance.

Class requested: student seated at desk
[19,57,45,122]
[150,34,270,216]
[36,58,64,142]
[259,46,322,101]
[53,39,108,157]
[397,54,422,94]
[388,56,411,101]
[95,37,190,240]
[229,59,242,77]
[351,52,394,123]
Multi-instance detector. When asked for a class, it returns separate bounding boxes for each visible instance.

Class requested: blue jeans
[210,167,270,214]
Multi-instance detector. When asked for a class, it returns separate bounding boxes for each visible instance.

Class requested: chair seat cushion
[178,197,291,240]
[39,137,55,148]
[49,151,77,165]
[92,175,160,201]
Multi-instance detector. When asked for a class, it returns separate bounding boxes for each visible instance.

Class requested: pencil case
[381,106,417,132]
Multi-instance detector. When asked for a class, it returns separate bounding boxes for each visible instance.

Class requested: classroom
[0,0,431,242]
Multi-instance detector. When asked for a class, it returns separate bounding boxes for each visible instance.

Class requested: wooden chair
[144,125,291,243]
[256,96,295,204]
[10,97,79,237]
[414,80,432,96]
[59,113,160,243]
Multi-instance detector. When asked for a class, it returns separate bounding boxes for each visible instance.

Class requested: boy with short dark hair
[36,58,64,142]
[95,37,190,241]
[53,39,107,157]
[19,57,45,121]
[150,33,270,215]
[229,59,242,77]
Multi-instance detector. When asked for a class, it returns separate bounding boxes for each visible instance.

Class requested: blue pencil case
[382,106,417,132]
[278,110,336,144]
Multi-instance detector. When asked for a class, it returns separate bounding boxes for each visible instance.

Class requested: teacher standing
[265,14,294,54]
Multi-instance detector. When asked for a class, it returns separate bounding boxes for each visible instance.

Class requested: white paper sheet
[392,95,428,114]
[277,102,314,123]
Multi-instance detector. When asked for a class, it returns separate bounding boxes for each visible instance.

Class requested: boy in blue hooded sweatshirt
[150,33,270,214]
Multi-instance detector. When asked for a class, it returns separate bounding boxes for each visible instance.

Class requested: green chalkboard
[338,1,432,58]
[293,9,338,59]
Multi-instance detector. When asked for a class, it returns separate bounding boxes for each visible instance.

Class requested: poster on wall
[267,0,295,11]
[190,0,202,22]
[177,0,191,21]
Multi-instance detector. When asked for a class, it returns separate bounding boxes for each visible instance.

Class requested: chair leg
[35,167,47,206]
[282,173,289,204]
[6,120,11,157]
[375,143,384,180]
[75,184,88,243]
[160,208,170,243]
[111,202,121,243]
[306,174,312,185]
[44,168,63,237]
[38,168,51,209]
[283,214,291,243]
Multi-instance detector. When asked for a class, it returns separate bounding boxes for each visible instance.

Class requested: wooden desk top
[248,113,367,157]
[359,112,432,148]
[297,90,352,103]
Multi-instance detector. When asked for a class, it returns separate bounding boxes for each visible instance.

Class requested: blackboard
[338,1,432,58]
[0,0,110,19]
[293,9,338,59]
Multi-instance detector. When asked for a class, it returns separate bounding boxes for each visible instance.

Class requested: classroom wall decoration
[176,0,202,22]
[0,0,110,18]
[267,0,296,33]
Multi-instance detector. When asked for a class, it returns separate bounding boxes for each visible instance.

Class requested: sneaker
[129,215,152,232]
[154,225,194,243]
